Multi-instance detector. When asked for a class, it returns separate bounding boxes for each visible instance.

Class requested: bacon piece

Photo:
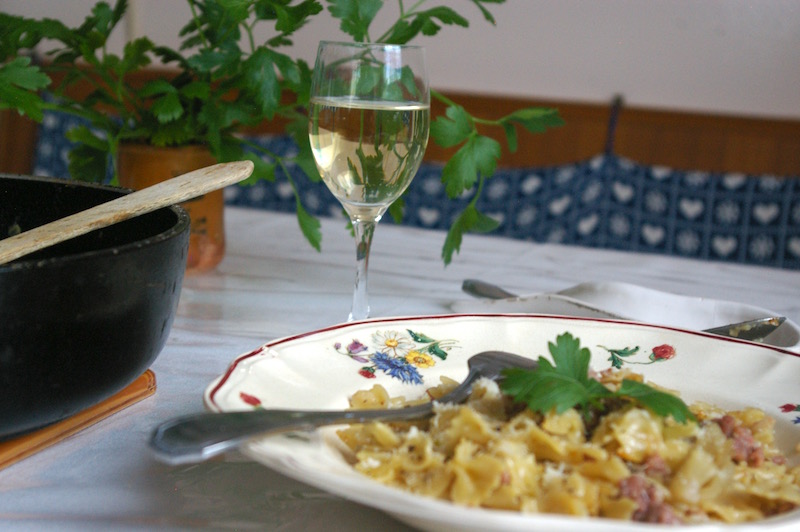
[618,474,681,524]
[714,415,763,466]
[643,454,670,479]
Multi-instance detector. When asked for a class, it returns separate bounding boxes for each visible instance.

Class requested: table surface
[2,206,798,531]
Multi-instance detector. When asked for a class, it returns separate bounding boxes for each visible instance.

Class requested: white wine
[309,96,429,220]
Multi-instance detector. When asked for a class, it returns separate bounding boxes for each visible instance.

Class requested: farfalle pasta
[336,370,800,524]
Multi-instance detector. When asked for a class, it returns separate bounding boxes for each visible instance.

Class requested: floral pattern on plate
[781,403,800,424]
[601,343,677,368]
[227,319,800,439]
[334,329,459,384]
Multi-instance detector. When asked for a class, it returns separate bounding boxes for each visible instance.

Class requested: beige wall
[3,0,799,119]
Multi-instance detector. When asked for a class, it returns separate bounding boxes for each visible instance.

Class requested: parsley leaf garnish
[501,332,696,423]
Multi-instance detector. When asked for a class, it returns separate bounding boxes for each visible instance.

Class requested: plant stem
[376,0,428,42]
[431,89,501,127]
[187,1,210,49]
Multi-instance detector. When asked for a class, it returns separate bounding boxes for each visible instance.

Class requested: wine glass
[309,41,430,321]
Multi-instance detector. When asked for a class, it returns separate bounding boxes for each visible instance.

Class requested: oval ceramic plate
[451,282,800,351]
[205,314,800,531]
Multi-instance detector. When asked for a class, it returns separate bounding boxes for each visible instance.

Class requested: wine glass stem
[349,218,377,322]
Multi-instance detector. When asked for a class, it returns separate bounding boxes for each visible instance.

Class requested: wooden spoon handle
[0,160,254,265]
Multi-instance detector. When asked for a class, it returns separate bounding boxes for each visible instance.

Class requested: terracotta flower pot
[117,143,225,272]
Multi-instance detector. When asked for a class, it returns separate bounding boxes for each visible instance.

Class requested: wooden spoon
[0,160,254,265]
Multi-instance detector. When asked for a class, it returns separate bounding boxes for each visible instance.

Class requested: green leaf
[243,47,280,118]
[503,333,609,414]
[501,122,518,153]
[138,78,176,98]
[617,379,696,423]
[471,0,504,24]
[387,196,404,223]
[179,80,210,101]
[505,364,596,415]
[0,57,51,120]
[380,20,417,45]
[497,107,563,153]
[118,36,154,76]
[149,117,196,146]
[186,48,230,74]
[381,81,404,102]
[381,6,469,43]
[360,141,392,188]
[67,142,109,183]
[416,6,469,34]
[441,204,499,264]
[354,64,381,97]
[65,125,107,150]
[0,56,50,91]
[430,105,473,148]
[296,201,322,251]
[89,0,124,37]
[327,0,383,42]
[398,65,420,99]
[548,332,591,383]
[272,0,323,34]
[500,107,564,134]
[441,214,467,265]
[151,92,184,123]
[270,50,301,86]
[500,332,695,424]
[500,367,541,405]
[285,58,313,98]
[441,134,501,197]
[151,44,185,66]
[470,207,501,233]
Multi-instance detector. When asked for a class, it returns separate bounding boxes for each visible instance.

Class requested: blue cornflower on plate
[371,352,423,385]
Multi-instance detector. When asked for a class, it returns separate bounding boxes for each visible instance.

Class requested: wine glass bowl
[309,42,429,320]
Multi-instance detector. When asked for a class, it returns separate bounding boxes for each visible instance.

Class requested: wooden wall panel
[436,92,800,175]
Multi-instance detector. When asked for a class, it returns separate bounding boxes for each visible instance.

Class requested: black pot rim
[0,174,191,272]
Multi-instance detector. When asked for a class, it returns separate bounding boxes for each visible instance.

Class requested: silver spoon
[462,278,519,300]
[150,350,538,465]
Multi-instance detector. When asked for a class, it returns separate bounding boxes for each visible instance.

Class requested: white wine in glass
[309,42,429,321]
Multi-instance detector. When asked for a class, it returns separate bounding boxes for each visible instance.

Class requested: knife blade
[702,316,786,342]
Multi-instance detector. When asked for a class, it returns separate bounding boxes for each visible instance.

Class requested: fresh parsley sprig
[429,95,563,264]
[501,332,695,424]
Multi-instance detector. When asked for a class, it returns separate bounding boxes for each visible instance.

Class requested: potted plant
[0,0,562,267]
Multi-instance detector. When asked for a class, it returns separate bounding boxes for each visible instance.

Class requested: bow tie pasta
[337,370,800,525]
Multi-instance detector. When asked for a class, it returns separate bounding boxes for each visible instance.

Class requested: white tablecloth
[1,207,798,531]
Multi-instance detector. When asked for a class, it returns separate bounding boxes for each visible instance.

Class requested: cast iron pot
[0,174,190,439]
